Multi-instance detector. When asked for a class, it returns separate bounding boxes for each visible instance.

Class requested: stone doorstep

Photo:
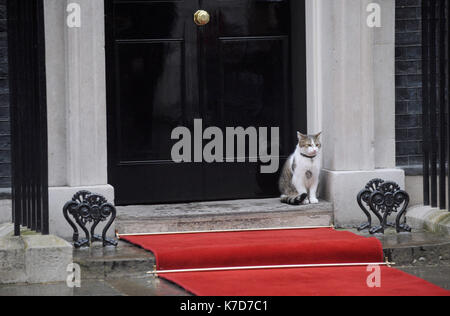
[0,234,73,285]
[115,198,334,235]
[0,223,13,238]
[73,241,155,280]
[407,205,450,235]
[0,199,12,225]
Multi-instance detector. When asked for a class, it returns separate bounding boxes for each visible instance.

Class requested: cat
[279,132,322,205]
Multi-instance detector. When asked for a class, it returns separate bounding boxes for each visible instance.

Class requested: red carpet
[121,228,450,296]
[122,228,384,270]
[162,266,449,296]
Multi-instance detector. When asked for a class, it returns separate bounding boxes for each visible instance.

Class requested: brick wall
[0,0,10,188]
[395,0,423,168]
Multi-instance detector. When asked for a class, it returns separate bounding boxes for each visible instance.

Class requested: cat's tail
[280,193,308,205]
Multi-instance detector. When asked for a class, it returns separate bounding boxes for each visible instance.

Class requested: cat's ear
[314,132,322,140]
[297,132,308,140]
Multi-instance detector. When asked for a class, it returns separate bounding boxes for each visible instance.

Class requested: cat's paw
[309,197,319,204]
[302,198,310,205]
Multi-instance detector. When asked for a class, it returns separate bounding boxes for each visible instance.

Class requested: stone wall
[0,0,10,188]
[395,0,423,168]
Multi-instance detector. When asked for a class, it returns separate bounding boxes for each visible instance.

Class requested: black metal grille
[421,0,449,210]
[7,0,49,236]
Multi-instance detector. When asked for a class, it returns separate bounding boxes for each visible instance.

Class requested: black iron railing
[7,0,49,236]
[421,0,449,210]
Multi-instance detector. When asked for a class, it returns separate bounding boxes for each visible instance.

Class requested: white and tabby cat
[279,132,322,205]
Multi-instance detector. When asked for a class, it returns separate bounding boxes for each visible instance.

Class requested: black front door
[105,0,306,205]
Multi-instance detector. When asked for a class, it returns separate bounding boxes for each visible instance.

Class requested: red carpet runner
[121,228,450,296]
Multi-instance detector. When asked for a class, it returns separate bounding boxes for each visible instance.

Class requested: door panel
[217,0,290,37]
[113,1,187,39]
[202,0,291,158]
[116,41,184,162]
[219,38,288,133]
[105,0,305,205]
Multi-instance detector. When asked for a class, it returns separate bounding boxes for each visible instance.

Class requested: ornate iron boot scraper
[357,179,411,234]
[63,191,118,248]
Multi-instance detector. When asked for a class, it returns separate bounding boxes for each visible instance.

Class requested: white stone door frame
[305,0,398,166]
[305,0,323,135]
[44,0,113,238]
[304,0,404,227]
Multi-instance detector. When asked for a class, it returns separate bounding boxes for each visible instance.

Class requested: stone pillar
[44,0,114,238]
[306,0,404,227]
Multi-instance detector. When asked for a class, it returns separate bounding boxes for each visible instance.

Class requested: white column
[373,0,397,169]
[319,0,376,171]
[44,0,114,238]
[306,0,404,227]
[65,0,108,187]
[305,0,323,135]
[45,0,67,188]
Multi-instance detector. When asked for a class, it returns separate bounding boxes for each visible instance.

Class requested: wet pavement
[0,277,191,296]
[347,228,450,249]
